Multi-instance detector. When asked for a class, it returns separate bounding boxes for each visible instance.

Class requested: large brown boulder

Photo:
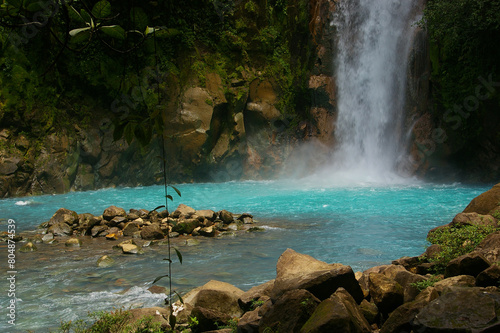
[172,204,196,219]
[47,208,79,227]
[476,265,500,287]
[300,288,371,333]
[259,289,320,333]
[103,205,127,221]
[140,224,164,240]
[181,280,244,319]
[368,273,404,314]
[172,219,200,234]
[238,279,275,310]
[47,222,73,236]
[413,287,500,332]
[451,212,499,228]
[271,249,363,303]
[463,183,500,214]
[444,252,491,278]
[475,231,500,263]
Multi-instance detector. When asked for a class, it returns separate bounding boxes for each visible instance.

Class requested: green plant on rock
[427,224,499,273]
[410,275,443,292]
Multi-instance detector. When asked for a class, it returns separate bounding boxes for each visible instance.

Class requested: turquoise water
[0,180,493,332]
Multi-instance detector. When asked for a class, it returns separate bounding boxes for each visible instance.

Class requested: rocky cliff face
[1,0,497,197]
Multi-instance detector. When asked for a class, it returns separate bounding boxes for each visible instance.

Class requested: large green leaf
[130,6,148,31]
[92,0,111,18]
[80,9,92,24]
[68,5,85,23]
[100,25,126,40]
[69,27,91,44]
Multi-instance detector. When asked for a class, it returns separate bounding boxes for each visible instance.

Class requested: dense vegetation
[0,0,311,141]
[421,0,500,171]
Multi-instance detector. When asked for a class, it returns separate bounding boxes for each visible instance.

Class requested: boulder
[237,309,261,333]
[238,213,254,224]
[218,210,234,224]
[41,233,54,243]
[380,297,429,333]
[300,288,371,333]
[181,280,244,319]
[65,238,82,247]
[432,275,476,294]
[271,249,363,303]
[413,287,500,332]
[47,222,73,236]
[463,183,500,214]
[171,204,196,219]
[368,273,404,314]
[445,252,491,277]
[103,205,127,221]
[122,222,140,236]
[47,208,79,227]
[239,279,275,310]
[126,307,169,329]
[90,225,108,237]
[196,209,216,221]
[451,212,498,228]
[19,242,37,252]
[108,216,127,227]
[140,224,164,240]
[97,255,114,268]
[172,219,200,235]
[475,231,500,263]
[476,265,500,287]
[77,213,100,234]
[121,243,144,254]
[359,300,378,325]
[199,226,216,237]
[260,289,320,333]
[190,306,232,332]
[392,270,427,303]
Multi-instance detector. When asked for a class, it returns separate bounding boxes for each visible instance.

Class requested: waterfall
[325,0,422,184]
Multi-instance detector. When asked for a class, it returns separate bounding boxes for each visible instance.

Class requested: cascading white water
[324,0,422,184]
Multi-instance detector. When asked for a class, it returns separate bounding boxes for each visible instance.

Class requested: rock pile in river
[38,204,257,242]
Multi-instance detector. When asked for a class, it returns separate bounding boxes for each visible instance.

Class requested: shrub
[427,224,499,273]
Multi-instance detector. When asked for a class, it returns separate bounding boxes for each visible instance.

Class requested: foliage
[419,0,500,148]
[426,224,499,273]
[57,309,164,333]
[410,275,442,291]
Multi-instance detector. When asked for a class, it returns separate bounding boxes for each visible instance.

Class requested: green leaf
[166,194,173,201]
[69,27,91,37]
[100,25,126,40]
[174,247,183,264]
[174,290,184,304]
[152,274,169,284]
[155,28,181,39]
[169,314,177,330]
[69,28,91,44]
[113,121,126,141]
[153,205,165,211]
[123,122,136,145]
[68,5,84,23]
[170,185,182,197]
[24,0,42,12]
[92,0,111,18]
[80,9,92,23]
[130,6,148,31]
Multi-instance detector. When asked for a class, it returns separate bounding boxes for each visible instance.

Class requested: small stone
[185,238,200,246]
[20,242,37,252]
[97,255,115,268]
[219,210,234,224]
[65,238,82,247]
[121,243,144,254]
[106,233,119,240]
[122,222,140,236]
[42,233,54,243]
[103,205,127,221]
